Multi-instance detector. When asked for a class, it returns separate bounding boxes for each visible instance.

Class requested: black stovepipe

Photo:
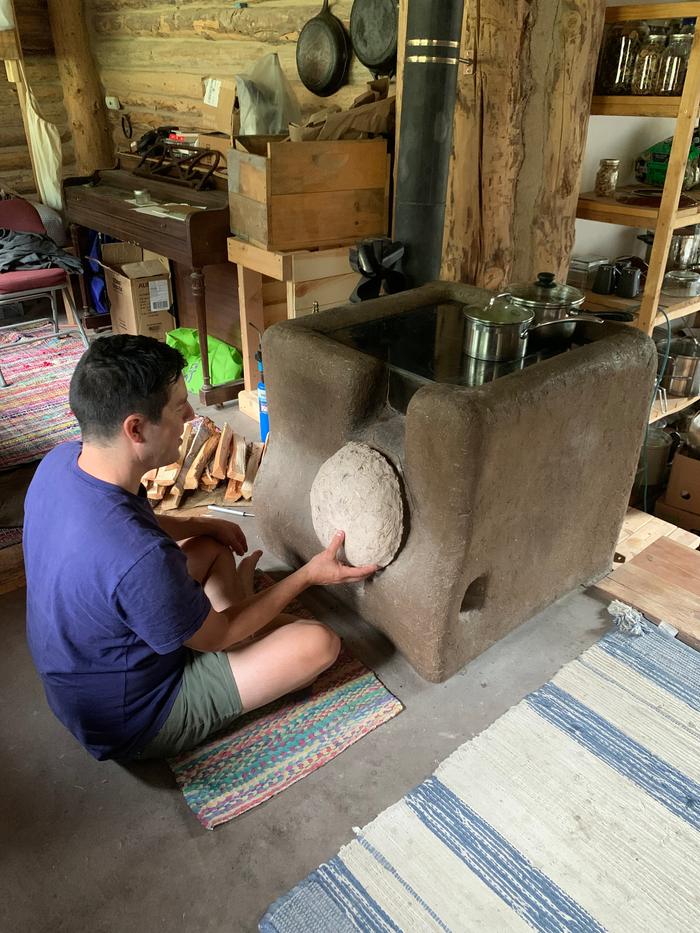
[394,0,465,286]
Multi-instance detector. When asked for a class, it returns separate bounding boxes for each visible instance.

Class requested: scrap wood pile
[142,417,265,512]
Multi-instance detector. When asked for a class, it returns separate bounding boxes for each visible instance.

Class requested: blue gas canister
[256,350,269,442]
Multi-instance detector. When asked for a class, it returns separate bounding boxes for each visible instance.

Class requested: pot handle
[528,315,603,333]
[564,311,605,323]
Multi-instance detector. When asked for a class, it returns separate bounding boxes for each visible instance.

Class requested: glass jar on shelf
[598,23,644,94]
[594,159,620,198]
[656,32,693,95]
[631,28,667,95]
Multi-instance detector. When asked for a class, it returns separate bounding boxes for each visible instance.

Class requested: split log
[241,442,264,501]
[227,433,248,482]
[200,466,221,490]
[211,422,233,480]
[224,479,243,503]
[184,432,220,490]
[160,421,212,510]
[154,422,192,487]
[146,484,166,501]
[141,468,158,483]
[47,0,114,174]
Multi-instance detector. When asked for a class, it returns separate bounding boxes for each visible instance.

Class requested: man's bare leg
[226,621,341,713]
[180,535,262,611]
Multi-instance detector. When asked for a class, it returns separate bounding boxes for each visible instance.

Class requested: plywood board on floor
[615,507,700,564]
[594,535,700,651]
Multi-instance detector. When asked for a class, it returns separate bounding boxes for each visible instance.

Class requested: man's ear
[123,413,147,444]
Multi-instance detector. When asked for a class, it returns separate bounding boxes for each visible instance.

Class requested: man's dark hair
[69,335,185,441]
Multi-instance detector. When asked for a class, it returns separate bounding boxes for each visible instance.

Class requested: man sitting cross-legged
[23,335,377,761]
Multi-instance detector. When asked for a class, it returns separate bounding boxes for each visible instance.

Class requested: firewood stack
[141,417,266,512]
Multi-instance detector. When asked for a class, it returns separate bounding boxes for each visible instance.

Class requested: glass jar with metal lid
[656,32,693,95]
[598,23,643,94]
[631,28,667,95]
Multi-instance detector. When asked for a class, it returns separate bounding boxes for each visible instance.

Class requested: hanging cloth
[20,61,63,212]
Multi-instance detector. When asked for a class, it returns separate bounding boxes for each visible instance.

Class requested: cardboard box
[227,139,390,251]
[101,243,175,341]
[654,496,700,534]
[201,77,239,137]
[665,451,700,514]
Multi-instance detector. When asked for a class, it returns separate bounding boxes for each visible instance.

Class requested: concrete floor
[1,397,613,932]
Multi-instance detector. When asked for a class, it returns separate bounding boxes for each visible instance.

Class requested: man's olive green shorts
[137,649,243,759]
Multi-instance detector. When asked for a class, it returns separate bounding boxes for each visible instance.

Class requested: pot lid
[505,272,585,309]
[464,294,534,326]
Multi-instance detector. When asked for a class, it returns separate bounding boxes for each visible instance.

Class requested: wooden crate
[228,237,362,393]
[227,140,390,252]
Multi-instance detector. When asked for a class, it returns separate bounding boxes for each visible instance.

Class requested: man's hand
[305,530,379,585]
[197,517,247,556]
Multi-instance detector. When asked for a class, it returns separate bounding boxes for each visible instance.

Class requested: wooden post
[441,0,606,289]
[47,0,113,174]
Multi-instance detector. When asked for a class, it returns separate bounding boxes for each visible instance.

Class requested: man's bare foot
[237,549,263,598]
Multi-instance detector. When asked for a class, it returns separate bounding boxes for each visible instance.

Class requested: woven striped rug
[169,637,403,829]
[0,324,83,470]
[261,626,699,932]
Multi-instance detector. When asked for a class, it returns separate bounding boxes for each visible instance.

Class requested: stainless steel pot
[463,293,602,363]
[657,336,700,397]
[638,225,700,272]
[504,272,600,341]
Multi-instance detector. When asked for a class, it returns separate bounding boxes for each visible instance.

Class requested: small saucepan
[505,272,599,342]
[463,293,603,363]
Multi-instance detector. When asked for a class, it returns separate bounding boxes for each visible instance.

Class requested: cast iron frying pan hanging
[349,0,399,77]
[296,0,351,98]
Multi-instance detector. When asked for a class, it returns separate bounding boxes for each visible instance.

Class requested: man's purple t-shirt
[23,441,211,760]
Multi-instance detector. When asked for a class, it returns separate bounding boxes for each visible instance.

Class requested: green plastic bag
[166,327,243,393]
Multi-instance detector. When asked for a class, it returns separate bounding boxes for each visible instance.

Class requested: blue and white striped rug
[260,627,699,932]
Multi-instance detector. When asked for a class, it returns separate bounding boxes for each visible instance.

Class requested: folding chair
[0,198,88,387]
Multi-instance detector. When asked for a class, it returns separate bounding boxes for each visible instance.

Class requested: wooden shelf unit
[583,288,700,325]
[649,393,700,423]
[577,2,700,335]
[590,95,681,117]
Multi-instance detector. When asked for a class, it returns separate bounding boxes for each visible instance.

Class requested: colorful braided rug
[0,324,83,470]
[168,584,403,830]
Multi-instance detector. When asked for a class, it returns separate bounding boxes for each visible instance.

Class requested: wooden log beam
[441,0,605,289]
[47,0,113,174]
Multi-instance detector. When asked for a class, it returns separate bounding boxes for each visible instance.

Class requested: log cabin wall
[0,0,74,196]
[84,0,377,149]
[441,0,606,290]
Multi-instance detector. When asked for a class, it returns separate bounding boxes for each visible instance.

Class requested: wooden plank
[291,272,359,317]
[668,528,700,549]
[637,22,700,334]
[590,96,681,118]
[267,140,388,195]
[268,188,387,252]
[605,4,700,24]
[211,422,233,480]
[237,266,265,392]
[238,158,267,203]
[241,442,264,500]
[290,246,353,282]
[228,192,269,248]
[184,432,220,490]
[635,536,700,596]
[227,236,290,280]
[594,537,700,650]
[576,193,660,228]
[227,433,248,482]
[649,395,700,426]
[238,388,260,422]
[0,29,20,59]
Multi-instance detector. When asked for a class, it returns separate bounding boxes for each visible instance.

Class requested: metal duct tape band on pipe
[394,0,465,286]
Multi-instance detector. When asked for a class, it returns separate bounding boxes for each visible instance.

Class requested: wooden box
[227,140,390,252]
